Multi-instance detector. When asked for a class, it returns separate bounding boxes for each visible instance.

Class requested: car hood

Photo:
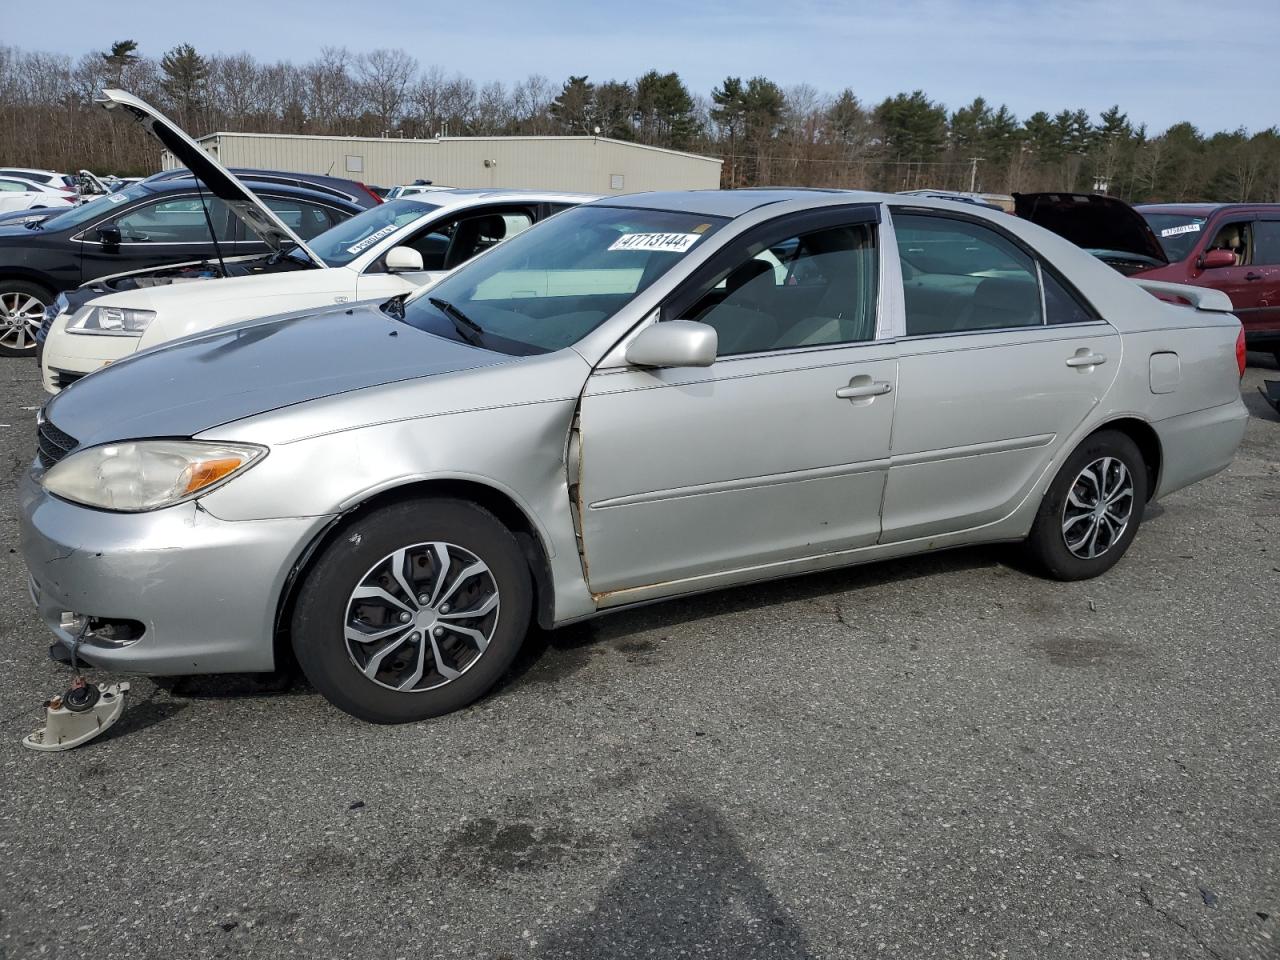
[96,89,326,267]
[88,267,352,311]
[44,303,506,447]
[1014,192,1168,265]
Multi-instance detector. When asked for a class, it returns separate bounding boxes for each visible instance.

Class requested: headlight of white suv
[41,440,266,512]
[65,305,156,336]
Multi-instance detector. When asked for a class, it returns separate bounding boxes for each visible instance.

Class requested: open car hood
[1014,192,1168,268]
[97,89,325,268]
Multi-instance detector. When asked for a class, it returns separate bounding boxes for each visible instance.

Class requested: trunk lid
[1014,192,1168,272]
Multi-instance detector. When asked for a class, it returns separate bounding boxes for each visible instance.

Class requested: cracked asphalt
[0,353,1276,960]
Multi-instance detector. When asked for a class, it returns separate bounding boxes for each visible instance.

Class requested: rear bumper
[1152,398,1249,500]
[19,468,333,675]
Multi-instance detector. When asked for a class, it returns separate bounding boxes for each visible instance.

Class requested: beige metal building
[161,132,723,194]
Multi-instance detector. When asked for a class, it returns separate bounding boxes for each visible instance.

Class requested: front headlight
[65,305,156,337]
[41,440,266,512]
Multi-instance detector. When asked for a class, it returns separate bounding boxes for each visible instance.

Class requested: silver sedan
[20,188,1248,722]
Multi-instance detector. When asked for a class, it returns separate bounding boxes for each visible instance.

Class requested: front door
[1247,217,1280,341]
[76,193,235,284]
[578,206,895,598]
[881,210,1120,543]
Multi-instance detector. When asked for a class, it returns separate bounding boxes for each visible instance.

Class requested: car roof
[1136,202,1280,215]
[410,188,596,206]
[137,176,365,209]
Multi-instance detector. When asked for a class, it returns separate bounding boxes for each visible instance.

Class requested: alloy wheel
[0,292,45,351]
[1061,456,1134,559]
[343,541,500,692]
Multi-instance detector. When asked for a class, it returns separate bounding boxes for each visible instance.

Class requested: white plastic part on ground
[23,682,129,752]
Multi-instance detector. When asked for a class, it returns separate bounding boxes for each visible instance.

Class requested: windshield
[1140,213,1208,262]
[38,183,152,232]
[301,198,441,267]
[399,204,729,355]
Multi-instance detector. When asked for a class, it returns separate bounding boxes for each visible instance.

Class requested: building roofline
[191,131,722,166]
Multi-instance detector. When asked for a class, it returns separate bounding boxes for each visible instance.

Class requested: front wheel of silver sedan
[1024,429,1148,581]
[291,499,533,723]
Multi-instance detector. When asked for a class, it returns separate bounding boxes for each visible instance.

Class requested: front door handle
[1066,352,1107,368]
[836,380,893,399]
[1245,272,1263,281]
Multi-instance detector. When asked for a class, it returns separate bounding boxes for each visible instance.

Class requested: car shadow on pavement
[501,543,1015,693]
[535,797,816,959]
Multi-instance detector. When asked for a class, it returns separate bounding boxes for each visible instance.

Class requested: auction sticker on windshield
[347,224,400,255]
[608,232,703,253]
[1160,223,1201,238]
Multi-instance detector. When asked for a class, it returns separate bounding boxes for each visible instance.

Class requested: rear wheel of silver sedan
[1024,430,1147,581]
[291,499,532,723]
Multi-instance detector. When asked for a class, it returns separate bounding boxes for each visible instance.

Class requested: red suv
[1015,195,1280,363]
[1136,204,1280,360]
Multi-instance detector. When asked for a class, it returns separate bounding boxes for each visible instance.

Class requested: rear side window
[894,212,1095,335]
[1254,221,1280,266]
[263,197,337,240]
[0,179,28,192]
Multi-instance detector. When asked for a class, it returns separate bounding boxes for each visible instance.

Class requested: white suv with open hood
[39,92,593,393]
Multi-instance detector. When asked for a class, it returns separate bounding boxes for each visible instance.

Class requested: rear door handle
[836,381,893,399]
[1065,352,1107,368]
[1245,272,1263,281]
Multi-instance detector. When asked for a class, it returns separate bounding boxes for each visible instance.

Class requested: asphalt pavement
[0,353,1276,960]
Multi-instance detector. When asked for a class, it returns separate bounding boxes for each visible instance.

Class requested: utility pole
[968,156,983,193]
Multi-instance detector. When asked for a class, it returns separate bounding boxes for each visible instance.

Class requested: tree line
[2,40,1278,202]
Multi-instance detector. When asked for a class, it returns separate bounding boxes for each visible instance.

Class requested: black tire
[1024,429,1148,581]
[0,279,52,357]
[291,498,532,723]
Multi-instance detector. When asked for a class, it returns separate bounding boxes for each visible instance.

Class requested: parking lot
[0,355,1276,958]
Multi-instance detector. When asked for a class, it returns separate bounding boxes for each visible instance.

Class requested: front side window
[399,204,727,355]
[113,196,234,243]
[403,209,535,271]
[1204,220,1253,267]
[678,223,878,355]
[895,213,1044,335]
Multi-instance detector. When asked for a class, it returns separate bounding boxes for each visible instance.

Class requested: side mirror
[625,320,717,369]
[1200,249,1237,270]
[385,245,424,273]
[96,224,121,252]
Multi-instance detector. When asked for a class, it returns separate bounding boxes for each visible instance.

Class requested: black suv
[0,175,369,356]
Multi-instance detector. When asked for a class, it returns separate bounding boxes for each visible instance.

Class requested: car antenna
[193,178,228,278]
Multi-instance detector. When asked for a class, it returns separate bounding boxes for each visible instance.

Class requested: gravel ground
[0,353,1276,960]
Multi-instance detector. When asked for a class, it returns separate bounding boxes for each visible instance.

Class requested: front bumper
[39,318,139,394]
[19,469,334,675]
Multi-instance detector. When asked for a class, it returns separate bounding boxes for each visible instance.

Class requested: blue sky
[11,0,1276,134]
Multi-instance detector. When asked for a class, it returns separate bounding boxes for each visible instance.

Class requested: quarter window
[679,224,879,355]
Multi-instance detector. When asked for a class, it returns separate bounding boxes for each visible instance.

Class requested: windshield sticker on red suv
[608,232,702,253]
[1160,223,1201,238]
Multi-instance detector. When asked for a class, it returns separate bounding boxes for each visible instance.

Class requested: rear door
[0,179,34,212]
[881,209,1120,543]
[1248,217,1280,341]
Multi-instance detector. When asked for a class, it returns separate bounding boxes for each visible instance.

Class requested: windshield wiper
[429,297,485,346]
[381,294,408,320]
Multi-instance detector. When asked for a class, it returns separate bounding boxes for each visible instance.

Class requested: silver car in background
[20,188,1248,722]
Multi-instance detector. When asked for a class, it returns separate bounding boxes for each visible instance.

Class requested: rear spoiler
[1135,279,1234,313]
